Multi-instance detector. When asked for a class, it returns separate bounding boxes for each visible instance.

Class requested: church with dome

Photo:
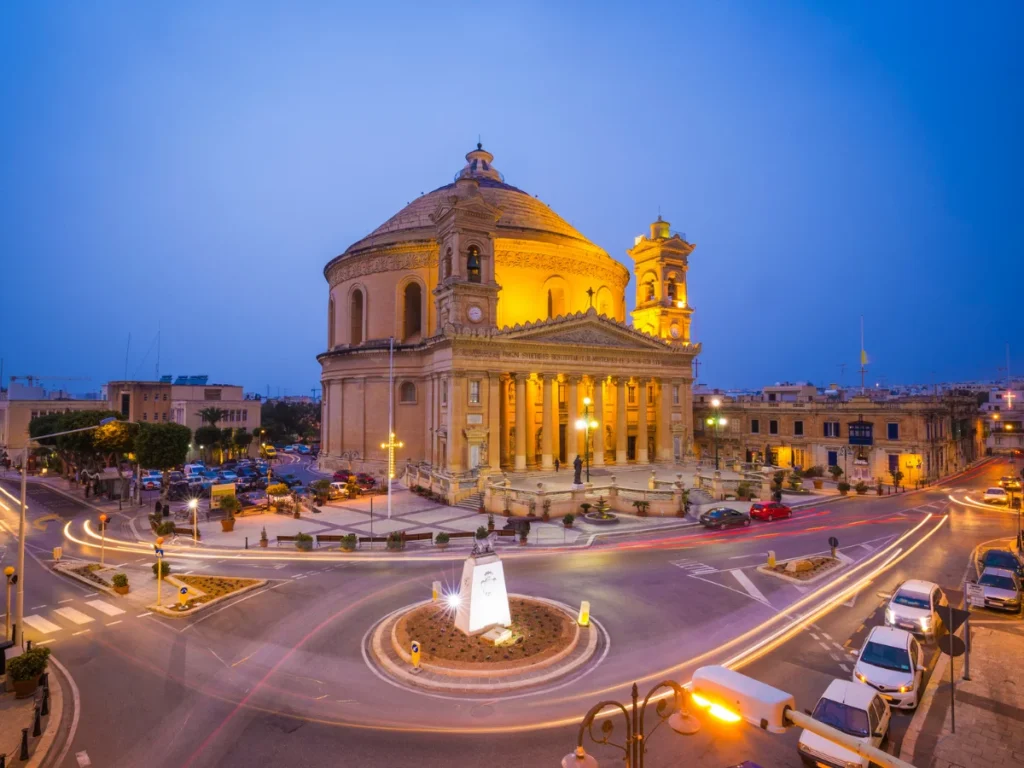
[318,144,700,480]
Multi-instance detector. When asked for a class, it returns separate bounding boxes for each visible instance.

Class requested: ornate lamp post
[705,398,727,471]
[575,397,599,483]
[561,680,701,767]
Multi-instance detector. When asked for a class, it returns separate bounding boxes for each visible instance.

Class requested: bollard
[2,750,6,767]
[245,537,249,550]
[20,728,29,760]
[26,639,32,652]
[767,550,776,568]
[40,672,49,690]
[33,704,41,737]
[41,687,50,717]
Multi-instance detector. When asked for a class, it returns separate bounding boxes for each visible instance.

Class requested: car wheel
[767,514,773,522]
[717,522,725,530]
[743,519,751,526]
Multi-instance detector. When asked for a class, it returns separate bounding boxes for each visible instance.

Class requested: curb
[26,654,69,768]
[756,553,849,586]
[53,561,122,598]
[148,577,269,618]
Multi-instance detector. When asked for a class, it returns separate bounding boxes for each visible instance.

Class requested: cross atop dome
[457,142,504,182]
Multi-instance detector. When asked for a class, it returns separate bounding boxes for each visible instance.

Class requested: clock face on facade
[670,324,681,339]
[467,306,483,323]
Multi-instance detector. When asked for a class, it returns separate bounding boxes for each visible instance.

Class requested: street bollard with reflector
[179,586,189,609]
[4,566,16,641]
[767,550,776,568]
[99,514,108,566]
[411,640,421,674]
[432,581,441,602]
[577,600,590,627]
[52,546,62,564]
[154,537,165,607]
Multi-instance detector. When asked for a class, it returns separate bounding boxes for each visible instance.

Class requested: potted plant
[435,532,450,550]
[310,479,331,505]
[518,521,530,546]
[735,482,752,502]
[633,500,651,516]
[804,465,825,490]
[679,489,690,517]
[487,513,495,533]
[542,498,551,521]
[295,532,313,551]
[580,502,592,517]
[259,527,269,548]
[475,526,489,540]
[889,468,904,492]
[527,499,537,518]
[387,531,405,551]
[837,481,851,496]
[7,646,51,698]
[112,572,129,595]
[828,465,844,484]
[563,513,575,529]
[855,481,869,495]
[219,495,240,532]
[152,560,171,579]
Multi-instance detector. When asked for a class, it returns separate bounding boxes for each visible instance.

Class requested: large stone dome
[340,144,599,256]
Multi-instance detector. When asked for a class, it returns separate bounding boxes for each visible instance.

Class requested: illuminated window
[672,385,680,405]
[467,246,481,283]
[469,380,481,404]
[628,385,636,404]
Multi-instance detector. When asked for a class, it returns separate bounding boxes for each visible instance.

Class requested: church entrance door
[558,424,566,464]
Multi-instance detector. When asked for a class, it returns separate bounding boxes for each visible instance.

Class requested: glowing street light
[575,396,599,483]
[707,399,726,470]
[189,498,199,543]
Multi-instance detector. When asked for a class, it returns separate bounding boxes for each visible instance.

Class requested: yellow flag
[860,349,868,365]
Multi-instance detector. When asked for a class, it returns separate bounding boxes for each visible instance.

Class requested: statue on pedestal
[573,455,583,485]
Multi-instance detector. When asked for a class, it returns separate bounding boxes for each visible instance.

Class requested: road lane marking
[82,592,98,597]
[72,629,91,636]
[730,569,770,605]
[86,600,125,617]
[23,615,62,633]
[840,663,851,673]
[106,620,122,626]
[76,751,92,767]
[818,641,831,652]
[30,604,47,610]
[55,607,95,625]
[728,553,766,560]
[137,612,152,618]
[58,598,75,604]
[36,639,55,646]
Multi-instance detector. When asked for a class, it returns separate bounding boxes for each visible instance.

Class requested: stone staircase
[455,492,483,511]
[687,488,714,505]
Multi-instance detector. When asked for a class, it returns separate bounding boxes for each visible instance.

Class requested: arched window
[399,381,416,403]
[645,280,656,302]
[403,283,422,341]
[328,296,336,348]
[547,290,553,319]
[667,278,676,302]
[350,288,364,345]
[467,245,481,283]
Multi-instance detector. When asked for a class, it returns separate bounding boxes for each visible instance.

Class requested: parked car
[981,549,1024,579]
[238,490,268,507]
[853,626,925,709]
[355,472,377,489]
[283,445,297,453]
[218,471,239,483]
[977,567,1022,612]
[998,476,1023,491]
[167,481,192,501]
[333,471,351,482]
[749,501,792,522]
[184,463,205,476]
[262,446,278,459]
[329,482,350,499]
[168,471,185,483]
[139,472,162,490]
[884,579,946,639]
[797,679,890,768]
[296,445,311,455]
[983,487,1009,504]
[277,474,301,488]
[698,507,751,530]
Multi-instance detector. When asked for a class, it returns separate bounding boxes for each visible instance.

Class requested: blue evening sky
[2,1,1021,397]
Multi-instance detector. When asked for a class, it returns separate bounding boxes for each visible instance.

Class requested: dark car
[699,506,751,530]
[278,474,301,488]
[982,549,1024,579]
[167,481,192,501]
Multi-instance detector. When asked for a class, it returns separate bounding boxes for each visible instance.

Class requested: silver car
[977,567,1022,613]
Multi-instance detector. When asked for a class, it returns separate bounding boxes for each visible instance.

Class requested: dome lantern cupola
[650,215,671,240]
[456,143,504,182]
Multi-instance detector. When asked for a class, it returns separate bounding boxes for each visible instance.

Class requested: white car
[797,679,891,768]
[139,472,163,490]
[983,487,1009,504]
[885,579,946,639]
[853,626,925,709]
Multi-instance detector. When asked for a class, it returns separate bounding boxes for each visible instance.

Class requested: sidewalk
[1,646,64,767]
[900,622,1024,767]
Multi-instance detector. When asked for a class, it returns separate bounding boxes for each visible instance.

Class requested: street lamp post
[562,680,701,767]
[575,397,599,483]
[14,417,115,646]
[189,498,199,544]
[705,398,727,471]
[4,566,15,641]
[99,514,108,566]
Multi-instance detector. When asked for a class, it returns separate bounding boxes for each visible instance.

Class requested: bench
[402,532,433,544]
[173,525,199,539]
[315,534,347,548]
[446,531,477,540]
[495,529,516,538]
[357,535,388,544]
[276,535,299,546]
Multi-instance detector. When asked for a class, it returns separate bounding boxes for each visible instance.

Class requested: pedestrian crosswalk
[22,597,131,637]
[670,558,717,575]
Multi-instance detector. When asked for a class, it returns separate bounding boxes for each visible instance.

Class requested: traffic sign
[828,536,839,549]
[938,634,966,657]
[154,548,164,556]
[945,606,970,634]
[965,582,985,609]
[179,586,188,595]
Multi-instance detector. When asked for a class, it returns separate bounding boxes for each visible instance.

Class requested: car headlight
[899,683,912,693]
[885,608,895,624]
[920,616,932,630]
[856,672,867,683]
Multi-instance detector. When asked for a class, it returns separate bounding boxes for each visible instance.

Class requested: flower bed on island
[760,556,841,581]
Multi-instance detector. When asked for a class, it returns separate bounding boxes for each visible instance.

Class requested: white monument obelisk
[454,540,511,636]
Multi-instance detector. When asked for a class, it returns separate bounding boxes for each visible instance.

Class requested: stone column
[487,373,501,471]
[551,377,561,466]
[499,374,510,469]
[448,375,466,472]
[541,374,554,470]
[636,378,649,464]
[514,374,527,471]
[657,378,673,462]
[592,376,605,466]
[424,376,434,466]
[614,377,628,464]
[567,376,580,462]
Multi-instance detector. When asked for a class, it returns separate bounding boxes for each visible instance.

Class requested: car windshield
[986,488,1005,495]
[892,591,930,610]
[979,573,1018,591]
[811,698,869,738]
[860,640,911,672]
[984,552,1019,570]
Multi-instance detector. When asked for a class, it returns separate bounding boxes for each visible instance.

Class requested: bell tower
[628,216,695,344]
[432,144,503,330]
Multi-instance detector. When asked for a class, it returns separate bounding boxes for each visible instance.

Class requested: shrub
[855,481,869,494]
[542,498,551,521]
[156,520,176,536]
[563,513,575,527]
[267,482,290,496]
[580,502,592,515]
[803,465,825,478]
[219,495,241,519]
[435,532,450,545]
[736,482,752,500]
[295,532,313,551]
[152,561,171,578]
[475,526,489,540]
[828,466,844,481]
[633,500,651,516]
[386,531,405,550]
[837,481,851,493]
[341,533,357,550]
[112,573,129,588]
[7,647,51,682]
[260,526,268,542]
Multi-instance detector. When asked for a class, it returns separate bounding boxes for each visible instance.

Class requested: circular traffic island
[367,595,604,695]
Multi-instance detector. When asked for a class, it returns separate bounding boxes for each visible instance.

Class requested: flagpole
[860,316,866,394]
[388,336,394,520]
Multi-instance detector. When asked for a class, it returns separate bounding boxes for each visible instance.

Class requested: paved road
[0,458,1018,767]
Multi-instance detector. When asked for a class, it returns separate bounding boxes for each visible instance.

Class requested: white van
[797,679,890,767]
[184,464,205,477]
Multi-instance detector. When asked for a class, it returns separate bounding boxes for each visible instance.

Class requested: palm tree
[197,407,227,427]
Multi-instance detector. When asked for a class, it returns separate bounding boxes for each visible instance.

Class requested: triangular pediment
[496,309,671,350]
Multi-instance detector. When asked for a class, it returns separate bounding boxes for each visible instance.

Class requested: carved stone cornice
[495,246,628,289]
[325,245,437,287]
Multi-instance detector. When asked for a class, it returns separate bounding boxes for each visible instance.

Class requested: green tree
[28,410,123,482]
[232,428,253,458]
[260,401,321,443]
[93,419,140,498]
[196,407,227,427]
[219,427,234,461]
[193,425,221,463]
[135,423,192,501]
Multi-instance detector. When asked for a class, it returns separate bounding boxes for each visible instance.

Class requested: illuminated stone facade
[318,145,700,476]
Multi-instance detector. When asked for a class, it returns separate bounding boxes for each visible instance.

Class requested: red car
[332,471,350,482]
[749,501,792,522]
